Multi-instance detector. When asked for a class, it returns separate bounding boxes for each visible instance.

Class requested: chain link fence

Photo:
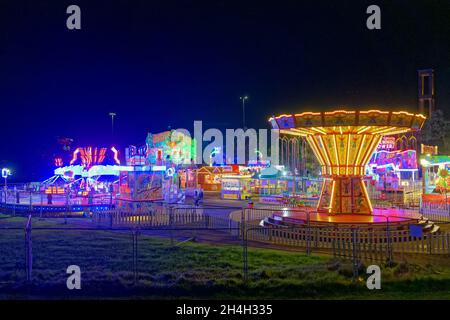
[1,202,450,298]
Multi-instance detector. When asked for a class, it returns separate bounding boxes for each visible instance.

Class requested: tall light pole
[2,168,11,203]
[109,112,116,140]
[2,168,10,187]
[240,96,249,129]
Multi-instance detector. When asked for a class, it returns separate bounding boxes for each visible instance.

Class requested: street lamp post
[2,168,11,203]
[2,168,11,189]
[240,96,249,129]
[109,112,116,139]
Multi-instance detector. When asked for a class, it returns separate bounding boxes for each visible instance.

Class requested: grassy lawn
[1,214,450,299]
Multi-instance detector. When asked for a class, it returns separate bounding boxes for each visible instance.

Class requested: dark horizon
[1,0,449,181]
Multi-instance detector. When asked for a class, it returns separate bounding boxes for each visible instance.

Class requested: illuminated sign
[377,136,395,151]
[421,143,438,155]
[369,149,418,170]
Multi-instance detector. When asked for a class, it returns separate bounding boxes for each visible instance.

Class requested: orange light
[70,148,80,165]
[307,136,324,165]
[333,135,339,164]
[294,111,321,117]
[275,114,293,119]
[324,110,356,115]
[329,180,336,213]
[310,127,328,135]
[346,134,351,175]
[357,126,370,134]
[111,147,120,165]
[359,110,389,115]
[354,135,365,166]
[318,136,332,168]
[361,179,373,212]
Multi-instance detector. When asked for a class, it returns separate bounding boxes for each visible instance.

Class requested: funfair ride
[269,110,426,216]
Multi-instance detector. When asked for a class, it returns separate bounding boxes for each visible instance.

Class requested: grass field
[1,214,450,299]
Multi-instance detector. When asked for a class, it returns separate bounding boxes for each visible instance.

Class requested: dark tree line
[421,110,450,154]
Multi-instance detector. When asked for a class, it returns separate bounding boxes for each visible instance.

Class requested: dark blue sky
[0,0,449,181]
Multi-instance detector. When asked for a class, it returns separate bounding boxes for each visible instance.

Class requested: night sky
[0,0,449,181]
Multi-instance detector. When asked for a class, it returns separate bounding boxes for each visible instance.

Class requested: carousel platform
[261,207,439,232]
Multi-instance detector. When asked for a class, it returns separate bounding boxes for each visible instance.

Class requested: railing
[92,206,241,237]
[0,190,114,217]
[421,202,450,222]
[93,205,450,264]
[4,204,450,292]
[244,221,450,262]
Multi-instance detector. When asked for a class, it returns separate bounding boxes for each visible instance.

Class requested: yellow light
[360,110,389,115]
[324,110,356,115]
[354,135,366,166]
[346,134,351,175]
[310,127,328,135]
[357,126,370,134]
[294,111,321,117]
[370,126,399,135]
[333,135,339,164]
[393,111,415,117]
[362,135,381,165]
[317,180,327,211]
[329,180,336,213]
[318,136,332,167]
[280,129,303,136]
[291,128,312,135]
[275,114,293,119]
[361,179,373,212]
[307,136,325,166]
[359,136,375,166]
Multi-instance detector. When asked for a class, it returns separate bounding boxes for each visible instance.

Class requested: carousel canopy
[259,166,281,179]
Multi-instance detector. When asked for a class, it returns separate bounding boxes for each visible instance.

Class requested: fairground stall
[194,166,223,191]
[421,155,450,207]
[257,173,321,206]
[120,129,196,204]
[366,136,419,191]
[221,166,253,200]
[366,147,421,207]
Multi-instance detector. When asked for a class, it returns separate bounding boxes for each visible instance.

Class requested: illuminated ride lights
[41,146,126,195]
[70,147,120,167]
[269,109,426,215]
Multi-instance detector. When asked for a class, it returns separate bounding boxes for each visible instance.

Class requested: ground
[1,213,450,299]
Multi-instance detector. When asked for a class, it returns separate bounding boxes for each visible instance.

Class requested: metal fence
[1,202,450,297]
[421,202,450,222]
[0,214,244,297]
[0,189,114,217]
